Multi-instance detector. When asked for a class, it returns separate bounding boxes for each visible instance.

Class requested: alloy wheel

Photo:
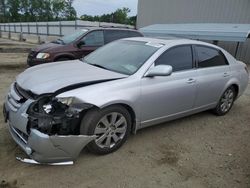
[94,112,127,149]
[220,88,234,113]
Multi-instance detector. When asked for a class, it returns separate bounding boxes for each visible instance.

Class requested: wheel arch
[54,54,75,61]
[231,84,239,99]
[224,78,240,99]
[99,102,138,134]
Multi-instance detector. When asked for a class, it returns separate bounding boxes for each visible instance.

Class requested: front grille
[7,83,28,112]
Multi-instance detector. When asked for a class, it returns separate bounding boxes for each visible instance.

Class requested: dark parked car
[27,27,143,66]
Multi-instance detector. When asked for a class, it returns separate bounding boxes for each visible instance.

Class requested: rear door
[194,45,231,107]
[140,45,198,124]
[75,30,104,59]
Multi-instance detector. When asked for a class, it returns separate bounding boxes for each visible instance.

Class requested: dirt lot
[0,38,249,188]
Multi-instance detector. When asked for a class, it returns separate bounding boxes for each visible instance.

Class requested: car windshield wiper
[51,40,60,44]
[89,63,109,70]
[56,39,65,44]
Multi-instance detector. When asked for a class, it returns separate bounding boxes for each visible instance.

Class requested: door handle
[186,78,196,84]
[223,72,230,77]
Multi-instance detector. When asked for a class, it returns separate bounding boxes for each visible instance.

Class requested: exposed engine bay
[27,95,94,136]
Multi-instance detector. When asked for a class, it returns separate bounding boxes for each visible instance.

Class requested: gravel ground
[0,38,249,188]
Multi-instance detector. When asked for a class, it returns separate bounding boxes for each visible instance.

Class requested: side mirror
[77,40,85,48]
[145,65,173,77]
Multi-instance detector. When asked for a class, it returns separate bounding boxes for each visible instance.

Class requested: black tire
[213,86,236,116]
[80,105,131,155]
[55,57,71,62]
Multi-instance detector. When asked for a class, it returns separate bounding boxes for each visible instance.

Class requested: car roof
[84,27,140,32]
[123,37,222,50]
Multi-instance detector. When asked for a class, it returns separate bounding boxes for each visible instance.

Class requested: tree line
[0,0,76,22]
[80,8,136,26]
[0,0,136,26]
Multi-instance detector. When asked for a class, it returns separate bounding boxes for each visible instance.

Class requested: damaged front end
[28,95,93,136]
[4,83,96,164]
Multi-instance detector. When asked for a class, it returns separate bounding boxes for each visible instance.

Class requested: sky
[73,0,138,17]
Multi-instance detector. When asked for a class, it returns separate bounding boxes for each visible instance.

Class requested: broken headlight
[42,103,53,114]
[57,97,77,106]
[28,96,93,135]
[56,97,93,110]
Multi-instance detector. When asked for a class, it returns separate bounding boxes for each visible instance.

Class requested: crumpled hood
[16,60,127,95]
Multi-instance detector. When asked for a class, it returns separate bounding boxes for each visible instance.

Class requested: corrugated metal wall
[137,0,250,63]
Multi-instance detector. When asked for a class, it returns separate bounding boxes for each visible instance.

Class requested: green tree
[63,0,76,20]
[80,7,135,25]
[52,0,65,20]
[128,15,137,26]
[0,0,77,22]
[80,14,94,21]
[113,7,130,24]
[0,0,7,22]
[7,0,20,22]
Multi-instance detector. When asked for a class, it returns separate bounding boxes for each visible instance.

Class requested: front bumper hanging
[4,98,96,164]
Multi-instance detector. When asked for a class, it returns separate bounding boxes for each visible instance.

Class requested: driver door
[74,30,104,59]
[140,45,198,126]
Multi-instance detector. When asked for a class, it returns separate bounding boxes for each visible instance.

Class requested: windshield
[56,29,88,44]
[83,40,159,75]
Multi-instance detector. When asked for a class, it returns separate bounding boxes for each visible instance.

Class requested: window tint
[196,46,228,68]
[155,46,193,72]
[82,31,104,46]
[104,30,142,43]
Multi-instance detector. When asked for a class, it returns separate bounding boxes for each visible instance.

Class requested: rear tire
[213,86,236,116]
[80,105,131,155]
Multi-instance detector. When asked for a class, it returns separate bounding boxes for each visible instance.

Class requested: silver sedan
[3,37,249,164]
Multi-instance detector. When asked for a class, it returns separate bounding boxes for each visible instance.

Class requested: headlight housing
[57,97,76,106]
[36,52,50,59]
[56,97,93,110]
[29,96,93,115]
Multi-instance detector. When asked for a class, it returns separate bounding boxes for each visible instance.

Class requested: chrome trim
[10,84,21,101]
[8,98,21,108]
[10,125,28,144]
[6,100,17,112]
[7,83,26,112]
[16,157,74,165]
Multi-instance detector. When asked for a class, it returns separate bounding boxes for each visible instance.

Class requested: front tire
[80,105,131,155]
[213,86,236,116]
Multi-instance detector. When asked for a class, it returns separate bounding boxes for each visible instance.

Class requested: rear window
[104,30,142,43]
[196,46,228,68]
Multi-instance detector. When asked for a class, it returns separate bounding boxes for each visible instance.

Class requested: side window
[104,30,141,43]
[196,46,228,68]
[82,31,104,46]
[155,46,193,72]
[127,31,143,37]
[104,30,126,43]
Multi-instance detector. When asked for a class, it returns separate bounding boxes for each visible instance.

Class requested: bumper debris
[16,157,74,165]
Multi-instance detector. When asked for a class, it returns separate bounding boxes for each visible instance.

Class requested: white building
[137,0,250,63]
